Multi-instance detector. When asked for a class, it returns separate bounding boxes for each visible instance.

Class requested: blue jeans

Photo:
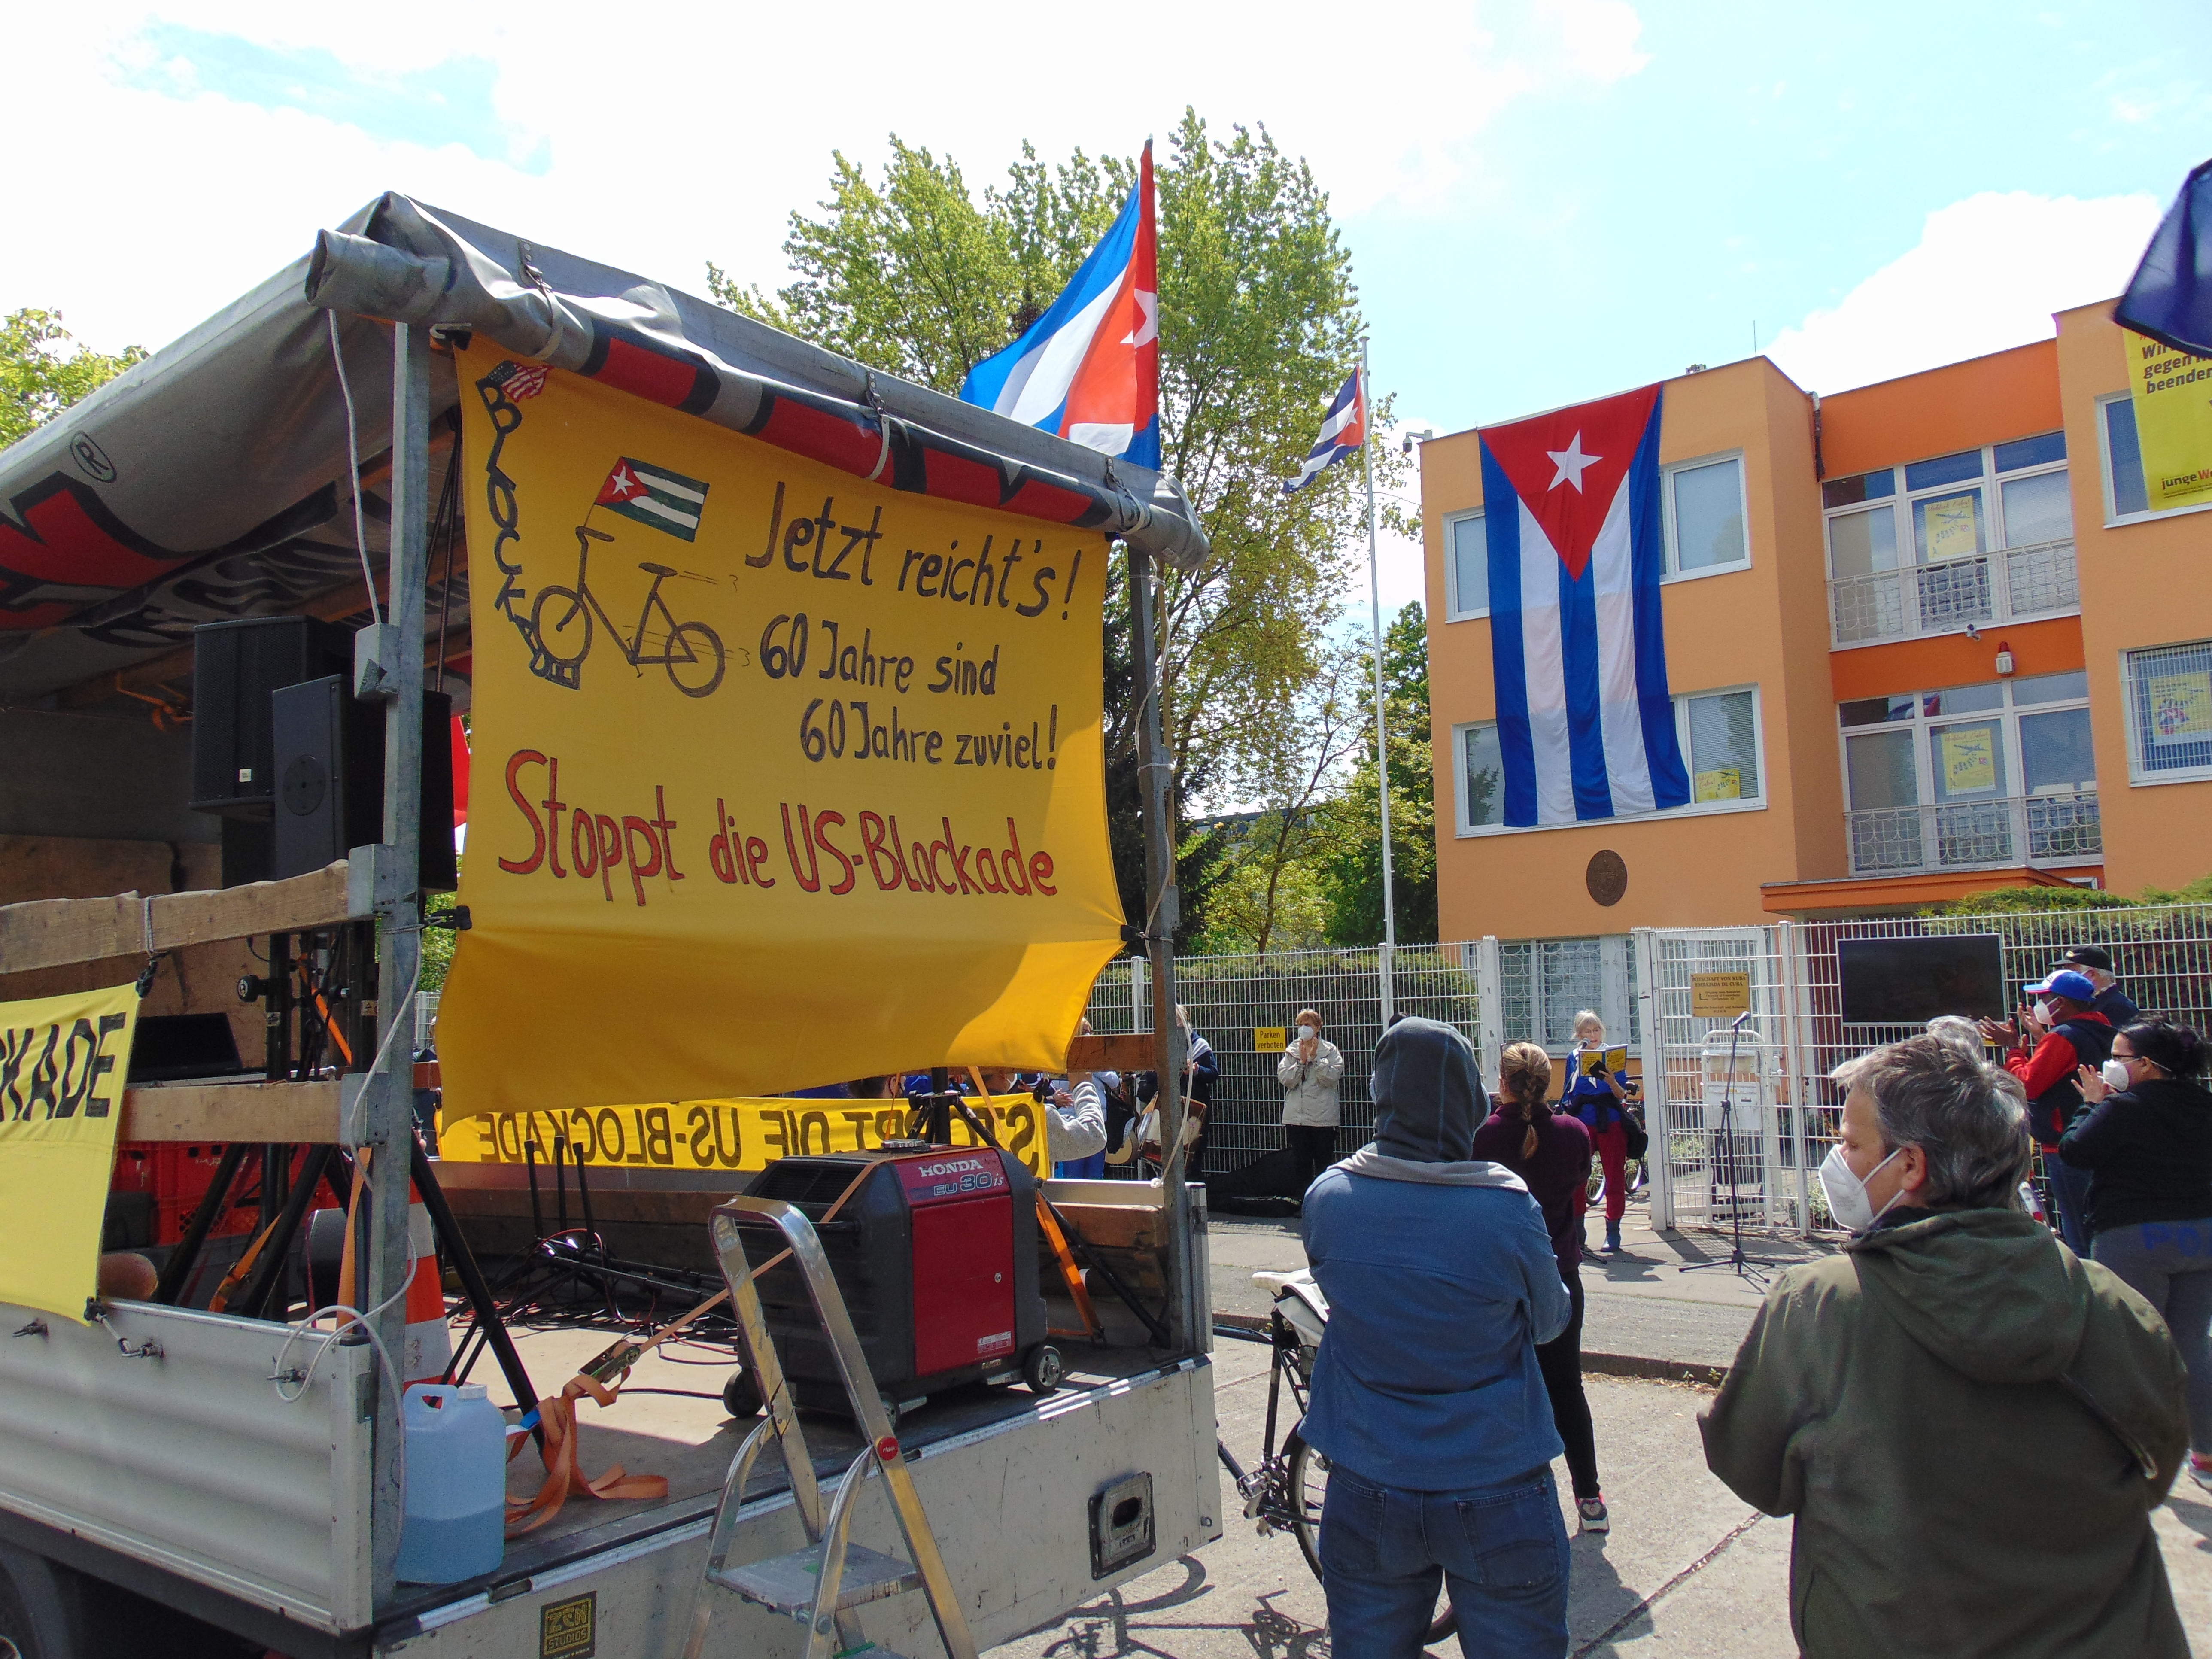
[1319,1461,1569,1659]
[2093,1217,2212,1454]
[2043,1151,2093,1257]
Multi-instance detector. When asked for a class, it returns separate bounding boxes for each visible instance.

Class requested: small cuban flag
[594,457,709,542]
[1481,386,1689,827]
[960,143,1160,469]
[1285,369,1365,494]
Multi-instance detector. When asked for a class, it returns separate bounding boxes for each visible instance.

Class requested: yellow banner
[2148,670,2212,744]
[1939,725,1997,795]
[1921,493,1980,560]
[438,1093,1049,1179]
[0,984,139,1322]
[2124,329,2212,511]
[1693,768,1741,802]
[440,348,1124,1117]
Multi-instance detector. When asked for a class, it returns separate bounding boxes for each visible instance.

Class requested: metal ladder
[681,1194,980,1659]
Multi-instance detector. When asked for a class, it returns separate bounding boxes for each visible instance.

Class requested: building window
[1664,454,1748,576]
[1838,672,2100,871]
[1453,685,1764,834]
[2123,639,2212,783]
[2097,395,2212,525]
[1446,510,1488,619]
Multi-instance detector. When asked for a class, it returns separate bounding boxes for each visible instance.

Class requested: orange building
[1420,301,2212,1041]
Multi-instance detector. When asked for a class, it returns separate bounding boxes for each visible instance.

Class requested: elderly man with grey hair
[1701,1035,2189,1659]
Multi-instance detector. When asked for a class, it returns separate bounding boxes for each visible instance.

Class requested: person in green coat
[1700,1035,2189,1659]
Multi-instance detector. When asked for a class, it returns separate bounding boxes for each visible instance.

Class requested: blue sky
[5,0,2209,614]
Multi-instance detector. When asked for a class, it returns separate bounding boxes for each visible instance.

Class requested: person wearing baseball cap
[2060,945,2142,1027]
[1980,969,2115,1255]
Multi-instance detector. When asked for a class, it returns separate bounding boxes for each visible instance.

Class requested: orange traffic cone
[403,1185,453,1385]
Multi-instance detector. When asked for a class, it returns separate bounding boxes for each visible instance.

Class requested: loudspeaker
[190,617,353,818]
[272,677,457,891]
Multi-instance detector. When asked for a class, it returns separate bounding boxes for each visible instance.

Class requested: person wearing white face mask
[1277,1007,1344,1199]
[2059,1018,2212,1490]
[1702,1035,2191,1659]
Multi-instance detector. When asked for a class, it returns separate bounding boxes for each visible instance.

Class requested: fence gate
[1634,924,1823,1235]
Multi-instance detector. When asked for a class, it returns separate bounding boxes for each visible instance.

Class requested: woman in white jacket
[1279,1007,1345,1198]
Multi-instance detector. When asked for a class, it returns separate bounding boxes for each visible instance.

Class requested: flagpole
[1360,340,1396,1024]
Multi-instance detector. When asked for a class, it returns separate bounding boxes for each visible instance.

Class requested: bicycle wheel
[530,585,592,669]
[1286,1431,1457,1645]
[664,620,726,698]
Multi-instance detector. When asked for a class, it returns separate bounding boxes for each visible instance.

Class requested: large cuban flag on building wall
[1481,386,1689,827]
[959,144,1160,470]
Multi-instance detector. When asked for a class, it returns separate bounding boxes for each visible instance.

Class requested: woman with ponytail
[1473,1041,1611,1531]
[2061,1017,2212,1489]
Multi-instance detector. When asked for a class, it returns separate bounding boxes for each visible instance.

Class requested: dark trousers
[1287,1125,1338,1197]
[1534,1269,1601,1501]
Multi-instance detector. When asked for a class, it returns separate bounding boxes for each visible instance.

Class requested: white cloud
[1764,190,2162,394]
[3,2,1649,357]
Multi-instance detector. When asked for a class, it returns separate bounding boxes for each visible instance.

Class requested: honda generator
[722,1147,1057,1419]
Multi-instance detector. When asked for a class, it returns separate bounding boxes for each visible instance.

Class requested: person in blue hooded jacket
[1301,1016,1573,1659]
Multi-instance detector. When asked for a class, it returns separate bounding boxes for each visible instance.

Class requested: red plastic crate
[111,1145,159,1194]
[157,1194,255,1246]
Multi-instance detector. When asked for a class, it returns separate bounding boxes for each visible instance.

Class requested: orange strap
[207,1216,282,1314]
[504,1373,669,1536]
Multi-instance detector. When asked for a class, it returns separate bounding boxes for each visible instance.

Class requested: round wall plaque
[1586,849,1628,907]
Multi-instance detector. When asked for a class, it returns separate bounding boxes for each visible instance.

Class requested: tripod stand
[1679,1010,1770,1289]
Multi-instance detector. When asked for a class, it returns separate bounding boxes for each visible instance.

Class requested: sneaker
[1604,1222,1623,1254]
[1577,1496,1610,1534]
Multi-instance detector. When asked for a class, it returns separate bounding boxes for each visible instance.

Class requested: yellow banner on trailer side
[437,1093,1050,1178]
[2125,328,2212,512]
[0,983,139,1322]
[438,346,1124,1117]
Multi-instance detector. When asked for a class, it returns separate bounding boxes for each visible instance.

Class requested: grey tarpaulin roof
[0,193,1207,704]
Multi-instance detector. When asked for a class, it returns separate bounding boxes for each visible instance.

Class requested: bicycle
[1215,1270,1456,1645]
[530,524,729,697]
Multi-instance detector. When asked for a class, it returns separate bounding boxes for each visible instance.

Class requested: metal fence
[1079,901,2212,1232]
[1638,902,2212,1237]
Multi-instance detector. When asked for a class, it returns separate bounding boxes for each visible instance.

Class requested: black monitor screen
[126,1013,246,1083]
[1838,934,2005,1026]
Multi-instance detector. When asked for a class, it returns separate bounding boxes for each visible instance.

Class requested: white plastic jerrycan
[395,1382,507,1583]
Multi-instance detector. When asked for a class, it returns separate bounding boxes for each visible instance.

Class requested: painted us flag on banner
[1480,386,1689,827]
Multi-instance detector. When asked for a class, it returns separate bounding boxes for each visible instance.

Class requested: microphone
[1731,1009,1754,1031]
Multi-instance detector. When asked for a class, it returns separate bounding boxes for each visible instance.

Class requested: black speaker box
[271,677,457,891]
[190,617,353,818]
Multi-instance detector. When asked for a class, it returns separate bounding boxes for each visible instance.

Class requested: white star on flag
[1546,433,1601,492]
[607,465,639,499]
[1123,289,1159,349]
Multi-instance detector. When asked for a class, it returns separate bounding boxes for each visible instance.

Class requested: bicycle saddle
[636,562,677,577]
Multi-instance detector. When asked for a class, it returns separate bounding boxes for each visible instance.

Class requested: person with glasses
[2061,1018,2212,1491]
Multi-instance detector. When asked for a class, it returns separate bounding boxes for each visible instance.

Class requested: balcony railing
[1845,790,2103,876]
[1828,537,2078,647]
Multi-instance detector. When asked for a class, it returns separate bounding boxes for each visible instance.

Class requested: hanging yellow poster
[2148,670,2212,744]
[1922,495,1980,561]
[439,346,1125,1118]
[1939,726,1998,795]
[438,1093,1049,1179]
[0,984,140,1322]
[2124,329,2212,511]
[1694,768,1741,802]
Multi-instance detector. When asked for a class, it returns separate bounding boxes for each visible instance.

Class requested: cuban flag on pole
[1284,369,1365,494]
[1481,386,1689,827]
[960,144,1160,469]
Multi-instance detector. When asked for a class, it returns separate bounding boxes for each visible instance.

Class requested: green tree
[1920,872,2212,916]
[710,112,1391,942]
[1317,602,1440,945]
[1,310,145,449]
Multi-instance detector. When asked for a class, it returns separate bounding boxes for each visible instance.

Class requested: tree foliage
[1921,872,2212,916]
[0,310,145,449]
[711,112,1393,941]
[1316,602,1440,945]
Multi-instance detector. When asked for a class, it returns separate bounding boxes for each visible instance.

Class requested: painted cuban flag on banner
[1481,386,1689,827]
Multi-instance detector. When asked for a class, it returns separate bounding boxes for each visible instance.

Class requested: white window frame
[2094,392,2212,529]
[1443,508,1489,620]
[1451,684,1768,838]
[2119,641,2212,787]
[1660,450,1752,582]
[1835,674,2098,810]
[1822,435,2073,579]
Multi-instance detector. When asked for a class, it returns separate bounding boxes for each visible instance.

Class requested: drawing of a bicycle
[529,525,730,698]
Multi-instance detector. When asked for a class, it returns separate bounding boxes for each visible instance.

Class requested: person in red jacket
[1978,968,2112,1255]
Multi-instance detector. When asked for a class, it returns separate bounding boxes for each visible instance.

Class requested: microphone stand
[1680,1009,1770,1288]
